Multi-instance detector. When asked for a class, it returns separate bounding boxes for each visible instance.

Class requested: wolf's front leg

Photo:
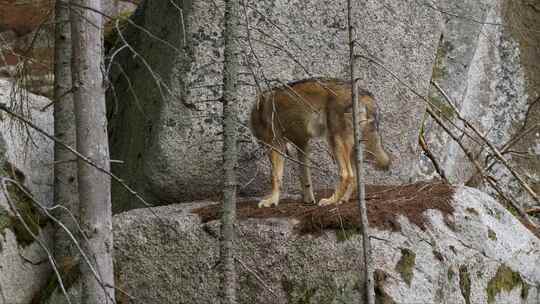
[258,148,285,208]
[318,135,352,206]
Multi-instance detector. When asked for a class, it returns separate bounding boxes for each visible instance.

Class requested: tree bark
[220,0,240,303]
[347,1,375,303]
[70,0,115,303]
[53,0,80,271]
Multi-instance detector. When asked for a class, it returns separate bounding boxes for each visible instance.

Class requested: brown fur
[250,77,391,207]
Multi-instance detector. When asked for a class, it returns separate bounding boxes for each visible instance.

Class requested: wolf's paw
[318,197,338,206]
[258,196,279,208]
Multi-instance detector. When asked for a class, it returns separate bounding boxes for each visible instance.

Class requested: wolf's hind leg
[298,144,316,204]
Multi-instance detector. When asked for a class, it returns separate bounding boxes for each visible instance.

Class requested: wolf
[250,77,391,208]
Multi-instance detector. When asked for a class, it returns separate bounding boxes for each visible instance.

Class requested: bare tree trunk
[220,0,240,303]
[347,1,375,303]
[70,0,115,303]
[53,0,80,272]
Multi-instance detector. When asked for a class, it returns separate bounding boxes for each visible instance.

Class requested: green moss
[431,37,453,80]
[494,209,504,220]
[0,161,48,247]
[374,269,396,304]
[281,276,318,304]
[486,264,527,303]
[428,94,455,119]
[521,282,530,300]
[487,229,497,241]
[459,265,471,304]
[104,11,134,49]
[505,204,520,218]
[447,267,455,281]
[31,256,80,303]
[335,228,359,242]
[395,248,416,286]
[280,274,359,304]
[0,210,11,232]
[5,183,47,246]
[428,36,457,118]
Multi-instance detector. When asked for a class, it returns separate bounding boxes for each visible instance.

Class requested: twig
[419,112,448,182]
[234,257,277,297]
[481,123,539,173]
[527,208,540,214]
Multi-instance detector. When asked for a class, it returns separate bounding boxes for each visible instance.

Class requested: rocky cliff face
[0,79,54,304]
[111,185,539,303]
[421,0,540,210]
[108,0,443,211]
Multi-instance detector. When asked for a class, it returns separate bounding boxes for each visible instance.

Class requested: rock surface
[0,80,54,304]
[420,0,540,210]
[108,0,443,211]
[109,185,540,303]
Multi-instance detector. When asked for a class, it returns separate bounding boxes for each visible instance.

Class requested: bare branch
[431,80,540,205]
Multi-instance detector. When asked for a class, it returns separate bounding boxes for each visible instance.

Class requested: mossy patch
[486,264,528,303]
[431,35,453,80]
[280,274,359,303]
[447,267,455,281]
[428,34,456,118]
[428,94,455,119]
[395,248,416,286]
[0,161,48,247]
[487,229,497,241]
[374,269,396,304]
[2,183,47,246]
[281,276,318,304]
[104,11,135,50]
[504,203,520,219]
[335,227,359,242]
[459,265,471,304]
[31,256,80,303]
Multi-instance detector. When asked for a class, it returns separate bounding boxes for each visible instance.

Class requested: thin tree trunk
[53,0,80,271]
[347,1,375,303]
[70,0,115,303]
[220,0,240,302]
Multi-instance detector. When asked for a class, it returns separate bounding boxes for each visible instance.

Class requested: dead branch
[527,208,540,214]
[426,107,537,229]
[1,178,72,304]
[234,257,277,297]
[431,81,540,206]
[419,112,448,182]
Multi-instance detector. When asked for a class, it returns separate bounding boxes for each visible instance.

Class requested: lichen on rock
[486,264,528,303]
[395,248,416,287]
[459,265,471,304]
